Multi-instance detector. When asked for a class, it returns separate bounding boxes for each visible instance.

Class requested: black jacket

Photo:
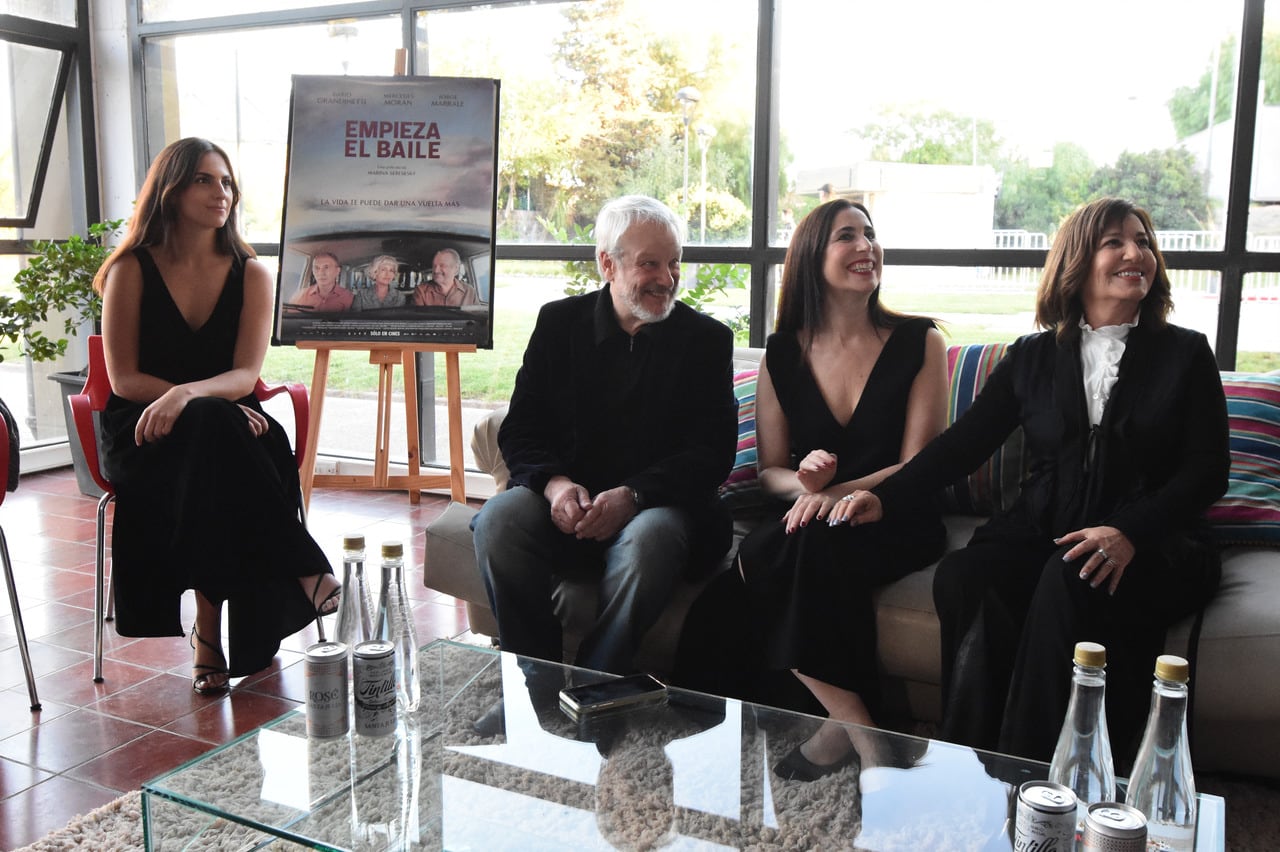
[499,286,739,569]
[876,322,1229,552]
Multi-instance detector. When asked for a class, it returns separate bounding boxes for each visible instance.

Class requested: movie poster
[272,75,499,348]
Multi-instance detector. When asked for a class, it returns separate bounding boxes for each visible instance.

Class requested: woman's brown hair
[93,137,254,294]
[1035,197,1173,342]
[776,199,926,346]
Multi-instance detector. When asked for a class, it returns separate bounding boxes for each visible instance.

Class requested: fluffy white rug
[14,790,143,852]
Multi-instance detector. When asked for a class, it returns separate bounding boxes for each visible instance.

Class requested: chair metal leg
[93,492,114,684]
[0,525,40,711]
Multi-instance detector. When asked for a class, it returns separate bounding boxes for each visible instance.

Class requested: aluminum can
[353,639,397,737]
[1083,802,1147,852]
[305,641,349,738]
[1014,780,1076,851]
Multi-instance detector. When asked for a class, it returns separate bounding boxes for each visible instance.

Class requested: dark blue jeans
[473,486,691,674]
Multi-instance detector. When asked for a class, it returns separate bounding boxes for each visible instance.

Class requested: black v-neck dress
[738,318,945,713]
[100,248,330,676]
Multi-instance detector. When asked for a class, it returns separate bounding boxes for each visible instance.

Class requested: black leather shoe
[472,699,505,737]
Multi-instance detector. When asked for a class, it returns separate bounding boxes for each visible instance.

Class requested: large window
[415,0,759,248]
[60,0,1279,469]
[2,10,99,457]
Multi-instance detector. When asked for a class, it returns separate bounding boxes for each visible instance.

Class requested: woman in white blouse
[839,198,1230,763]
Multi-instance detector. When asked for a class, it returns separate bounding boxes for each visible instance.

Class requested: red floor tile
[10,601,95,641]
[66,728,213,791]
[32,657,161,706]
[164,690,299,745]
[0,707,151,773]
[0,689,75,740]
[12,565,96,602]
[112,632,193,671]
[0,640,87,691]
[0,774,119,850]
[0,754,52,798]
[411,600,469,644]
[239,658,309,704]
[38,618,144,657]
[93,672,222,728]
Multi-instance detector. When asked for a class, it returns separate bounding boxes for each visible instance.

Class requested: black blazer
[499,286,739,569]
[877,322,1229,552]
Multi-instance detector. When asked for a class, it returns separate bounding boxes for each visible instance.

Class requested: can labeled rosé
[305,640,349,738]
[1014,780,1077,851]
[353,639,397,737]
[1083,802,1147,852]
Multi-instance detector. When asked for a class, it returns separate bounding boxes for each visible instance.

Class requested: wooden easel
[297,341,475,509]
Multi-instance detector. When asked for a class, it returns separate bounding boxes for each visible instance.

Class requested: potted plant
[1,219,124,495]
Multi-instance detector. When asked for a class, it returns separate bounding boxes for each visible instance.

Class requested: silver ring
[840,494,856,502]
[1096,548,1108,561]
[1105,558,1117,568]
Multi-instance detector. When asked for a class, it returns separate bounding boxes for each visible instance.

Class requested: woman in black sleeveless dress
[93,138,337,694]
[739,200,949,779]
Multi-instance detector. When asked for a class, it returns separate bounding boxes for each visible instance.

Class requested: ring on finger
[1096,548,1108,561]
[840,494,856,502]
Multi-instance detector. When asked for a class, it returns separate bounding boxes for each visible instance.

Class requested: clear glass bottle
[374,540,420,712]
[1126,655,1197,852]
[335,534,375,653]
[1048,641,1116,837]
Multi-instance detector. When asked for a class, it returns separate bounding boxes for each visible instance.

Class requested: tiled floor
[0,468,485,850]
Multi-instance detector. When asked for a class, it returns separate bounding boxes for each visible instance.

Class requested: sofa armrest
[471,405,510,492]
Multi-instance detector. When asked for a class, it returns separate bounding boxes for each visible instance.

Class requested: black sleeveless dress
[100,248,331,676]
[738,318,946,714]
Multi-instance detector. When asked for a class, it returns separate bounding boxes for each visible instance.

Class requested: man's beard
[623,285,678,324]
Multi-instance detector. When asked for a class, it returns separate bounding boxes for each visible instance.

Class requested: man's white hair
[594,196,684,280]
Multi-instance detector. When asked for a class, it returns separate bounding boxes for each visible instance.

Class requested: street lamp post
[697,123,716,244]
[675,86,701,217]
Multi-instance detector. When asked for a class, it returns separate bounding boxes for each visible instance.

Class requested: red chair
[69,335,310,683]
[1,416,40,710]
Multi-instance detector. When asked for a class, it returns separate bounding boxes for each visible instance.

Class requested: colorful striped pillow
[1208,374,1280,546]
[939,343,1028,516]
[719,369,762,508]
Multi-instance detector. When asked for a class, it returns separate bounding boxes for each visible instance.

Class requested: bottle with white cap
[1125,654,1196,852]
[1049,641,1116,838]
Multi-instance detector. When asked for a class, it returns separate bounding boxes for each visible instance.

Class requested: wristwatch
[628,486,643,510]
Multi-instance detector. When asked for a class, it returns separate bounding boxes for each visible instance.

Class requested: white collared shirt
[1079,316,1138,426]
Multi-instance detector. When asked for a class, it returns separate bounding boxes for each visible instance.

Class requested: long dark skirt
[102,395,331,676]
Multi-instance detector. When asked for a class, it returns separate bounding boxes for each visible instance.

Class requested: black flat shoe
[773,743,856,781]
[190,629,230,696]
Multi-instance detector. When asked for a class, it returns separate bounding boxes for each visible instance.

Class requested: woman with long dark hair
[739,199,949,779]
[94,137,338,694]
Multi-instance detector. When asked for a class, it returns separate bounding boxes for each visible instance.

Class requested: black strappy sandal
[309,574,341,618]
[190,628,230,696]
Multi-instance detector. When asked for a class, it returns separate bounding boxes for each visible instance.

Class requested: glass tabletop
[141,639,1224,851]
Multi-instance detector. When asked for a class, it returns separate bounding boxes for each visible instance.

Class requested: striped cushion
[939,343,1028,516]
[1208,374,1280,546]
[719,369,762,508]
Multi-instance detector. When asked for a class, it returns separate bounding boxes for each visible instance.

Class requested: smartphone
[559,673,667,719]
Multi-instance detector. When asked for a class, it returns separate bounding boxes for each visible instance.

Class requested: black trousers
[932,524,1220,763]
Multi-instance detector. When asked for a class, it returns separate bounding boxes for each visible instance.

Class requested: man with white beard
[472,195,737,684]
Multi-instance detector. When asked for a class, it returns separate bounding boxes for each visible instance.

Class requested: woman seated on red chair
[93,137,339,695]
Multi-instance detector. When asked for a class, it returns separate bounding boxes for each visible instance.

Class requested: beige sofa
[423,344,1280,779]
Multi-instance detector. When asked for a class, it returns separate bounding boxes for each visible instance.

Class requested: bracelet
[628,486,643,510]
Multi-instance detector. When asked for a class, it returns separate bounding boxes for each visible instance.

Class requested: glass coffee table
[141,639,1225,850]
